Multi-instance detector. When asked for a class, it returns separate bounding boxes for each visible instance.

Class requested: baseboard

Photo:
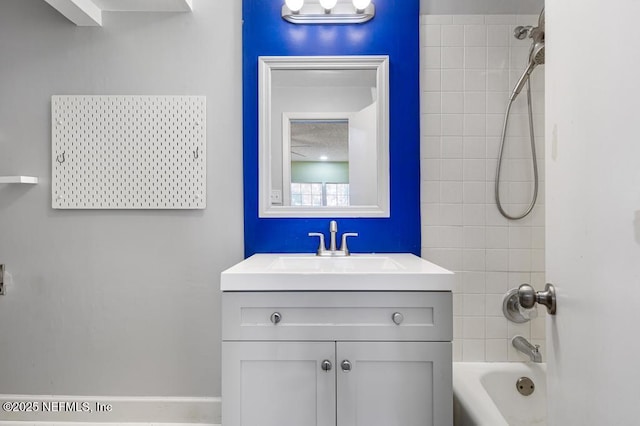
[0,395,221,424]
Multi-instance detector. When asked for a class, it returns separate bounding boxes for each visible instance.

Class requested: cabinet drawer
[222,291,452,342]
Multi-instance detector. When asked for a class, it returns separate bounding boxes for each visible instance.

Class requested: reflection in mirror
[287,119,350,207]
[259,56,389,218]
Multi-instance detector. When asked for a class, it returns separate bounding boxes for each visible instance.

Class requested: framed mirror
[258,55,390,218]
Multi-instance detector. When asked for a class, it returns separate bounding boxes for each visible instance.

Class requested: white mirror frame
[258,55,390,218]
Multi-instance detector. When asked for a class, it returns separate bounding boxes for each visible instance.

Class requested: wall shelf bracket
[0,176,39,184]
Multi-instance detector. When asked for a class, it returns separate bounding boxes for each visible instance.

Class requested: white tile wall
[420,15,546,362]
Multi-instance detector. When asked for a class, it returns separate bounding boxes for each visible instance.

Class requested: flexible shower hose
[494,79,539,220]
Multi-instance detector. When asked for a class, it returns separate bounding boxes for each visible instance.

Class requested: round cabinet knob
[270,312,282,324]
[392,312,404,325]
[341,360,352,372]
[321,360,332,371]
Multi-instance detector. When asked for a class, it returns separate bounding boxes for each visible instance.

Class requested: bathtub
[453,362,547,426]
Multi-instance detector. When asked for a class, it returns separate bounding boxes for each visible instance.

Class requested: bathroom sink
[221,253,453,291]
[267,255,402,272]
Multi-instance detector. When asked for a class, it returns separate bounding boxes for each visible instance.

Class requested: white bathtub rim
[453,362,546,426]
[454,363,508,426]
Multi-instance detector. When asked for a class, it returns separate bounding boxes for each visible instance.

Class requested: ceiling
[290,120,349,162]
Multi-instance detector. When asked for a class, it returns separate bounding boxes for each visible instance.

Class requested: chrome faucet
[309,220,358,256]
[329,220,338,252]
[512,336,542,363]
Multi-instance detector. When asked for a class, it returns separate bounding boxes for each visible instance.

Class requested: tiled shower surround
[419,15,546,362]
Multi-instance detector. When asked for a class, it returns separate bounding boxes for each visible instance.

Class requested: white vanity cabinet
[223,341,336,426]
[221,291,453,426]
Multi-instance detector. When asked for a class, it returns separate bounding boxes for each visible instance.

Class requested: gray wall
[421,0,544,15]
[0,0,243,397]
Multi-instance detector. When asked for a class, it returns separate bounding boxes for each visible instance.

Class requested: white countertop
[220,253,454,291]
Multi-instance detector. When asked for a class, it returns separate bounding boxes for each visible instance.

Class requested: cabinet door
[222,341,336,426]
[336,341,452,426]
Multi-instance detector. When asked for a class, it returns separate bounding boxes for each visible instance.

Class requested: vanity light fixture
[282,0,375,24]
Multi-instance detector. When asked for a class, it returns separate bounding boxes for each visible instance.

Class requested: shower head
[510,42,545,100]
[530,7,545,62]
[531,40,545,65]
[509,9,545,100]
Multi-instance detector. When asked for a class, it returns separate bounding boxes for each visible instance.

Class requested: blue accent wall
[243,0,420,257]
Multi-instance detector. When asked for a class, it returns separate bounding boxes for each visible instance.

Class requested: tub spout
[512,336,542,363]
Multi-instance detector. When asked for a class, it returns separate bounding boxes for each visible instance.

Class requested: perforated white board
[52,95,206,209]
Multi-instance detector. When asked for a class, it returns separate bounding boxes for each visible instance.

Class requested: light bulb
[319,0,338,10]
[352,0,371,11]
[285,0,304,12]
